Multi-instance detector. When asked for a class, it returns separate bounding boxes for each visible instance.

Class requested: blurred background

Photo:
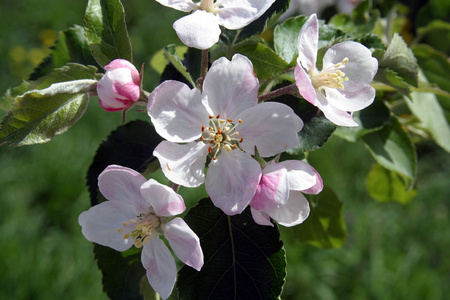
[0,0,449,299]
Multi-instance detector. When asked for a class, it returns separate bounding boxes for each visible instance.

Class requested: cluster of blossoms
[79,1,378,298]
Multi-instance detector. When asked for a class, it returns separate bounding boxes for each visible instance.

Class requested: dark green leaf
[273,15,308,64]
[366,163,417,204]
[94,244,145,300]
[177,198,286,300]
[335,99,391,142]
[84,0,132,67]
[362,116,417,185]
[86,120,162,206]
[234,42,289,80]
[413,44,450,94]
[30,25,98,80]
[164,45,196,87]
[0,65,98,146]
[294,186,346,248]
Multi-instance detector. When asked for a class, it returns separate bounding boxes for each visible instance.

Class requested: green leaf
[177,198,286,300]
[234,42,289,81]
[84,0,132,67]
[163,45,196,87]
[376,33,419,88]
[150,45,188,76]
[86,120,163,206]
[334,99,391,142]
[2,63,99,112]
[29,25,98,80]
[413,44,450,94]
[140,276,158,300]
[362,116,417,185]
[366,163,417,204]
[273,15,308,64]
[0,72,97,146]
[94,245,145,300]
[294,186,346,248]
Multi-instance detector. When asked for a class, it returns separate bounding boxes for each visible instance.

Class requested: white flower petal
[140,179,186,217]
[154,0,198,12]
[250,163,289,211]
[202,54,259,120]
[278,160,320,192]
[323,41,378,92]
[142,235,177,300]
[237,102,303,157]
[148,80,208,143]
[98,165,147,215]
[162,218,203,271]
[267,191,310,227]
[295,64,318,105]
[154,141,209,187]
[250,208,274,227]
[315,92,359,126]
[216,0,276,29]
[297,14,319,72]
[205,149,261,215]
[78,201,135,252]
[173,10,221,49]
[323,85,375,112]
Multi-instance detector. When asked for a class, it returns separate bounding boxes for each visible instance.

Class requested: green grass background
[0,1,449,299]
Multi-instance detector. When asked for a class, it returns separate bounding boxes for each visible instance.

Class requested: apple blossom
[295,14,378,126]
[148,54,303,216]
[250,160,323,227]
[78,165,203,300]
[154,0,276,49]
[97,59,141,112]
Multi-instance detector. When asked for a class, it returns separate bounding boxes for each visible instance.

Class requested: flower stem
[258,83,299,102]
[197,49,209,90]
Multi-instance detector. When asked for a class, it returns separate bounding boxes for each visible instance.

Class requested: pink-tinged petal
[140,179,186,217]
[140,180,184,215]
[217,0,276,29]
[278,160,319,191]
[202,54,259,119]
[148,80,208,143]
[105,59,140,84]
[154,0,198,12]
[267,191,310,227]
[98,165,147,215]
[297,14,319,72]
[162,218,203,271]
[250,163,289,211]
[295,64,318,105]
[250,208,274,227]
[205,149,262,215]
[154,141,209,188]
[301,168,323,195]
[315,92,359,127]
[98,97,134,112]
[323,85,375,112]
[323,41,378,92]
[173,11,221,49]
[78,201,135,252]
[142,235,177,300]
[237,102,303,157]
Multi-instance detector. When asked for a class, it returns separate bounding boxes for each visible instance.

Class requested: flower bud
[97,59,141,112]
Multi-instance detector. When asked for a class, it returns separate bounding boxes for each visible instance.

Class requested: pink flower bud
[97,59,141,112]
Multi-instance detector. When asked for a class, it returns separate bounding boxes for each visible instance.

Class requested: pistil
[118,211,161,248]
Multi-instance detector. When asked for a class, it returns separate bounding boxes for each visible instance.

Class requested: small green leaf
[294,186,346,248]
[164,45,196,87]
[366,163,417,204]
[94,244,145,300]
[86,120,163,206]
[84,0,132,67]
[335,99,391,142]
[150,45,188,75]
[234,42,289,80]
[0,77,97,146]
[377,33,419,88]
[362,116,417,185]
[413,44,450,94]
[177,198,286,300]
[273,15,308,64]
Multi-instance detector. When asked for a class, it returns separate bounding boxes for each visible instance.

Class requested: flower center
[311,57,349,91]
[117,211,161,248]
[200,114,243,160]
[199,0,217,12]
